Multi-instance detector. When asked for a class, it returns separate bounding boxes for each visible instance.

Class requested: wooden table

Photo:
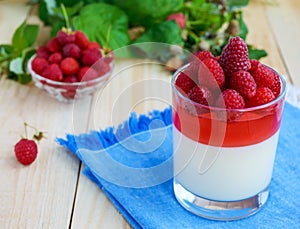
[0,0,299,228]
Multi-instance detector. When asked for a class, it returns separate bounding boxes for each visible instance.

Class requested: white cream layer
[173,127,279,201]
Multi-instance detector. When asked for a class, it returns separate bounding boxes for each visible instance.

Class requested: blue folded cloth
[57,102,300,229]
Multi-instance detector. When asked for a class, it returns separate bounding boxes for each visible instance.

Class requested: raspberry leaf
[72,3,130,50]
[107,0,184,27]
[12,21,39,53]
[248,45,268,60]
[226,0,249,10]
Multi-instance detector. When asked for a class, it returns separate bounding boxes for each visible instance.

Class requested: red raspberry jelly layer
[172,97,284,147]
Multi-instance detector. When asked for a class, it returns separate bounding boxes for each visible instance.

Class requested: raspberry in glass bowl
[172,36,287,221]
[27,29,114,103]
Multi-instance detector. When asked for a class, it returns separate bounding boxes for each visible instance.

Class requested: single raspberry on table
[75,30,89,49]
[60,57,80,75]
[250,63,281,97]
[46,37,61,53]
[14,123,45,166]
[216,89,245,109]
[15,139,38,165]
[36,46,50,59]
[48,52,63,64]
[246,87,275,107]
[188,85,213,106]
[218,36,251,77]
[175,71,196,95]
[229,70,257,99]
[81,48,102,66]
[63,43,81,59]
[31,57,48,75]
[42,63,63,81]
[198,58,225,90]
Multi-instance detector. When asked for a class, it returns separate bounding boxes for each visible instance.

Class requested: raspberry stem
[60,4,70,30]
[24,122,46,142]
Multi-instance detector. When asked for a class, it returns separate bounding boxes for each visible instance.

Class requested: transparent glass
[28,56,114,103]
[172,64,287,221]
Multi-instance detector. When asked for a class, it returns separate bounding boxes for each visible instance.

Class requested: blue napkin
[57,102,300,229]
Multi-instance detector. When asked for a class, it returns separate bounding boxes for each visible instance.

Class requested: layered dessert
[172,36,286,218]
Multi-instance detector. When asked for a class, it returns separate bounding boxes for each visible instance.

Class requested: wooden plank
[0,78,92,228]
[263,0,300,87]
[0,3,92,227]
[243,0,290,82]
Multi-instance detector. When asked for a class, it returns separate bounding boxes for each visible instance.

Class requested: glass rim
[171,63,287,112]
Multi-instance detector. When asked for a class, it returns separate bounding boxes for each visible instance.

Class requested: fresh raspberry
[229,70,256,99]
[31,57,48,75]
[46,37,61,53]
[166,13,186,29]
[250,64,281,97]
[175,71,196,95]
[63,75,78,83]
[42,63,63,81]
[48,52,63,64]
[81,48,102,66]
[218,36,251,77]
[14,139,38,165]
[75,30,89,49]
[246,87,275,107]
[63,43,81,59]
[60,57,80,75]
[93,60,111,76]
[193,50,215,61]
[188,85,213,106]
[36,46,50,59]
[181,61,199,83]
[216,89,245,109]
[78,67,99,81]
[57,30,75,45]
[14,122,45,166]
[87,42,101,50]
[249,59,262,73]
[198,58,225,90]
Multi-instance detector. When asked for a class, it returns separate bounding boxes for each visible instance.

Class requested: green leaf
[226,0,249,10]
[134,20,183,45]
[72,3,130,50]
[22,49,36,72]
[185,0,223,32]
[105,0,184,27]
[12,22,39,53]
[8,71,32,84]
[18,73,32,84]
[9,57,24,75]
[0,44,14,61]
[133,21,183,59]
[237,12,248,40]
[248,46,268,60]
[52,2,84,18]
[50,20,66,37]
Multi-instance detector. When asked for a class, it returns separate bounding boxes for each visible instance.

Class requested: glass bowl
[27,56,114,103]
